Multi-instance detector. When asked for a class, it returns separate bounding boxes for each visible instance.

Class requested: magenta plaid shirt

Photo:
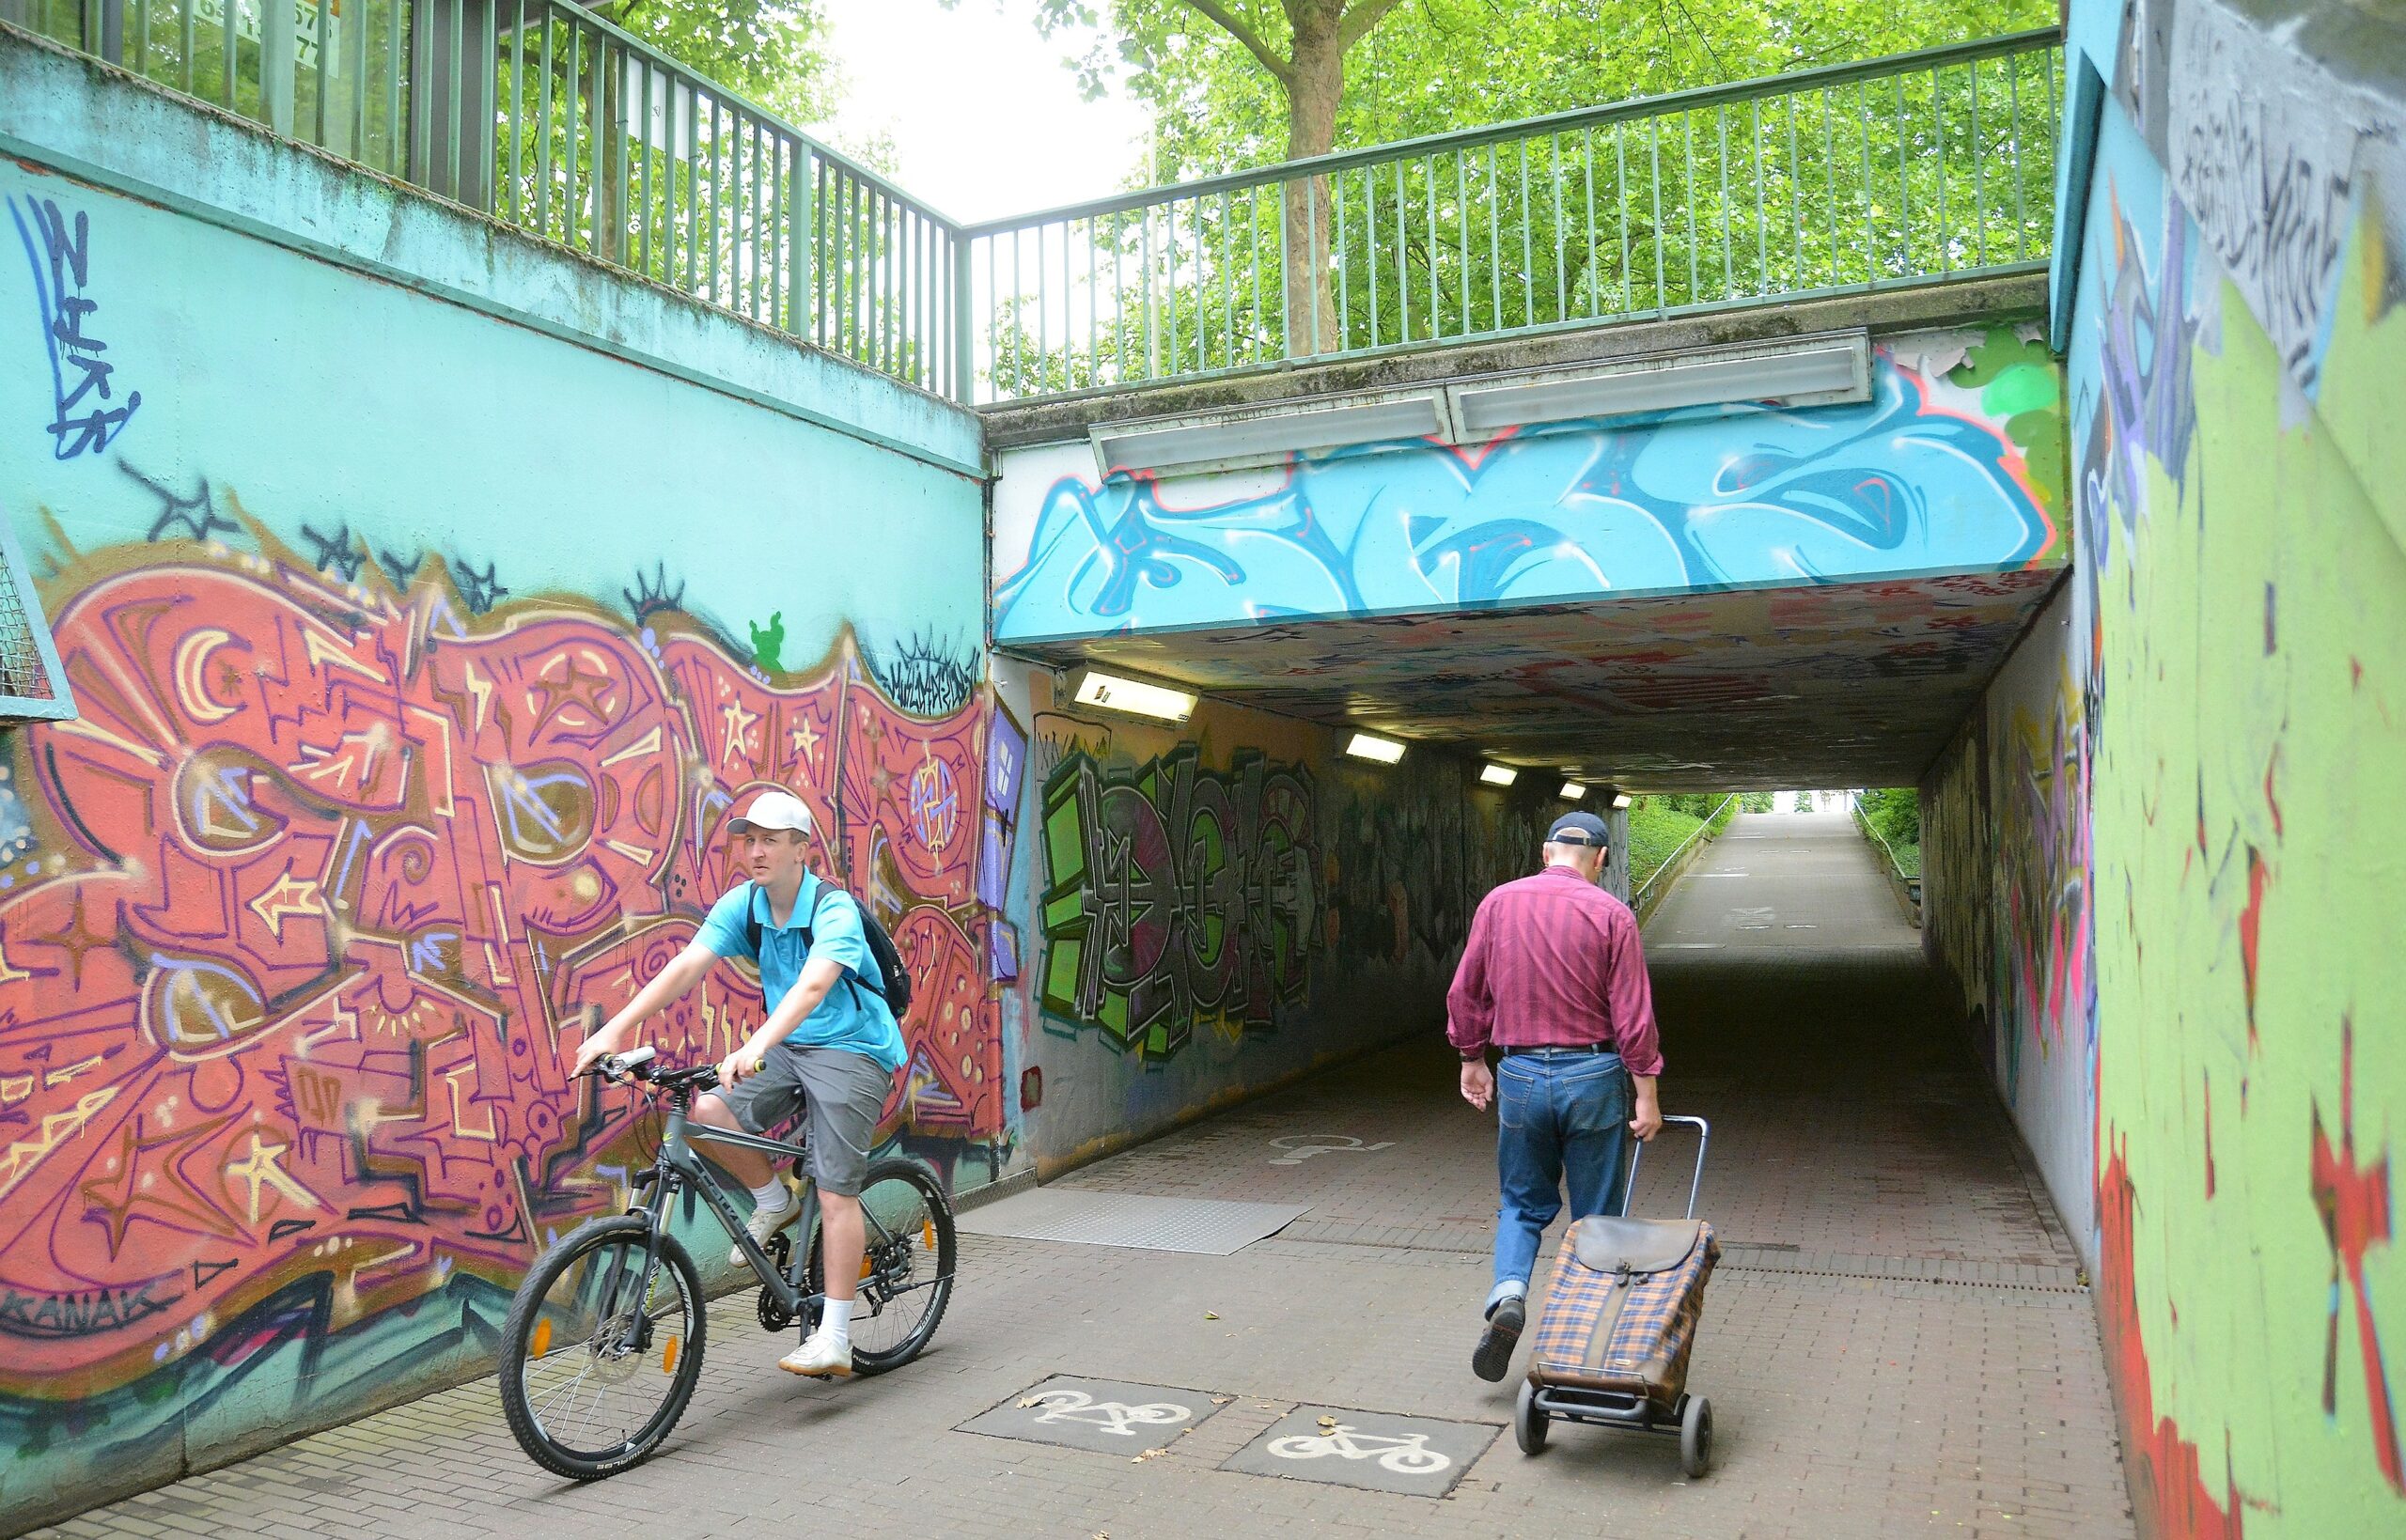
[1445,865,1664,1074]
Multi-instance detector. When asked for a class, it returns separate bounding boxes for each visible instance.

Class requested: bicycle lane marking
[1221,1404,1501,1499]
[955,1375,1227,1456]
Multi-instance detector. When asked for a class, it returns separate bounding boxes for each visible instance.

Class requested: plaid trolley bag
[1515,1114,1720,1476]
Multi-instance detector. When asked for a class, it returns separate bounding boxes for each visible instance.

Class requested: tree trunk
[1281,13,1344,356]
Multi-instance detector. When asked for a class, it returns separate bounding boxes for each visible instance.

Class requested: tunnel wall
[1927,2,2406,1533]
[993,658,1561,1175]
[0,41,1000,1529]
[989,329,2068,646]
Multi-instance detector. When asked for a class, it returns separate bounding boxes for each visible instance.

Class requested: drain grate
[955,1188,1309,1254]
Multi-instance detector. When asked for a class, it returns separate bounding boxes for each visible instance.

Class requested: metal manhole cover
[1221,1405,1499,1499]
[955,1188,1309,1254]
[957,1376,1226,1455]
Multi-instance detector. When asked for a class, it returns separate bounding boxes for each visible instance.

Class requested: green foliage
[604,0,840,126]
[1625,796,1708,893]
[1856,786,1920,847]
[1051,0,2058,181]
[1740,791,1775,813]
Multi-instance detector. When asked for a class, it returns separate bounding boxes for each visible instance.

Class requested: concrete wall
[990,331,2067,646]
[1927,1,2406,1532]
[996,659,1558,1175]
[0,38,998,1531]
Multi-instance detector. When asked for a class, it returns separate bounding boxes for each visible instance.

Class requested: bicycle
[497,1046,958,1479]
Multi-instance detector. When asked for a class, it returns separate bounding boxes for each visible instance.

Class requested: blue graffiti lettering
[8,194,142,460]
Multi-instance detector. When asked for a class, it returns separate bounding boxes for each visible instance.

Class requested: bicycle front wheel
[499,1216,706,1480]
[804,1157,956,1374]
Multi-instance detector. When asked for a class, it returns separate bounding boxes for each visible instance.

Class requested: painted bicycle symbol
[1024,1389,1195,1438]
[1268,1135,1397,1166]
[1266,1423,1452,1473]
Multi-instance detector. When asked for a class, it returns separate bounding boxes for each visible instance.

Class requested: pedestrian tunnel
[984,315,2070,1184]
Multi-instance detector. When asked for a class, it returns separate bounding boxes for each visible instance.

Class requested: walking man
[1448,810,1664,1381]
[572,789,906,1379]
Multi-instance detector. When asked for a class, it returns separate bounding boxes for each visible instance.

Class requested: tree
[1020,0,2054,363]
[602,0,841,127]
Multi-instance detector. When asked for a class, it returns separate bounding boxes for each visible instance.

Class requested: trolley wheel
[1514,1378,1549,1455]
[1679,1394,1712,1478]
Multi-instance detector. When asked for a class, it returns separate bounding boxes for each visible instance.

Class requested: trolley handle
[1621,1114,1710,1221]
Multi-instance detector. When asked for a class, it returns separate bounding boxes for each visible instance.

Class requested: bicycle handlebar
[586,1047,721,1094]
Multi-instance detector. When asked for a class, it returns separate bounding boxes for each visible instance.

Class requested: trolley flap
[1570,1216,1703,1276]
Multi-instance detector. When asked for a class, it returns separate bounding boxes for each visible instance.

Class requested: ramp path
[34,815,2130,1539]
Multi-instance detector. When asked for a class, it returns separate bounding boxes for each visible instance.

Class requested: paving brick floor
[31,813,2132,1539]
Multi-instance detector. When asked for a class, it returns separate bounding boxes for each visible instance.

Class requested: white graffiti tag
[1268,1135,1397,1166]
[1266,1424,1452,1474]
[1024,1389,1195,1437]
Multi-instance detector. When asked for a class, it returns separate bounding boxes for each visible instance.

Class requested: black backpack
[740,879,914,1018]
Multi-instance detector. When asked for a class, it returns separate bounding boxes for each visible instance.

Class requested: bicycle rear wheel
[499,1216,706,1479]
[804,1157,956,1374]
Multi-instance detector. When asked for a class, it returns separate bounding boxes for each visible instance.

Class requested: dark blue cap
[1547,811,1610,847]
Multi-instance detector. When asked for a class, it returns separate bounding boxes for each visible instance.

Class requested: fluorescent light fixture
[1479,764,1519,787]
[1558,782,1587,801]
[1093,390,1446,481]
[1072,669,1195,723]
[1344,732,1407,765]
[1611,792,1634,810]
[1448,332,1872,437]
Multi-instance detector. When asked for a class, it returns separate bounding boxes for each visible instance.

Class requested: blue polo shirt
[695,875,907,1073]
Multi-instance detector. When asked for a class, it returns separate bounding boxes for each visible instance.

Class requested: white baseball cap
[727,789,813,836]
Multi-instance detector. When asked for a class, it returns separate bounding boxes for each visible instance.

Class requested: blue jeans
[1492,1050,1633,1302]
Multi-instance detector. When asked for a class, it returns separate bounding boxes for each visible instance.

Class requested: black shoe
[1473,1296,1524,1381]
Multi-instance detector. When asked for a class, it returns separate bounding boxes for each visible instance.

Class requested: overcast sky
[812,0,1154,223]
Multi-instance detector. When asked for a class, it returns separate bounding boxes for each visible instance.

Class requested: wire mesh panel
[0,518,75,723]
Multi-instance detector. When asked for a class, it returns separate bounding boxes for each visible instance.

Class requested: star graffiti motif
[79,1112,244,1254]
[223,1130,324,1226]
[33,888,115,988]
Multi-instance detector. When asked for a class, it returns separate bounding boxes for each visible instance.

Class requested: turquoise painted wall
[0,41,997,1532]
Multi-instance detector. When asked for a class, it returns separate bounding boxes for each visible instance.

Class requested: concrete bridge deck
[29,815,2130,1540]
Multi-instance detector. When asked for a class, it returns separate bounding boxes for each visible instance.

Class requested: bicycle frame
[627,1095,821,1319]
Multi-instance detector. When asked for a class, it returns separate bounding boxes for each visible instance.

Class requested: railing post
[950,227,975,405]
[788,142,813,337]
[260,0,296,134]
[407,0,496,208]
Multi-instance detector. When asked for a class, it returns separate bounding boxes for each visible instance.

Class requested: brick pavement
[30,812,2132,1539]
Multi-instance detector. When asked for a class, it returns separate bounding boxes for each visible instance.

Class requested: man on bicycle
[571,788,905,1379]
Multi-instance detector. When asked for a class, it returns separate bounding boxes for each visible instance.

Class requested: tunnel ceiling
[1008,568,2065,791]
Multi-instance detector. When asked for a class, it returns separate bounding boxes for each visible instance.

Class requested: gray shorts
[711,1043,893,1196]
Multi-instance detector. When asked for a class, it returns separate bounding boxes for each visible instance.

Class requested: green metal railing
[6,3,2055,408]
[4,0,963,395]
[964,27,2060,404]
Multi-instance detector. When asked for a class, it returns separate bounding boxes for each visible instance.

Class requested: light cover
[1344,732,1407,764]
[1558,782,1587,801]
[1072,669,1196,723]
[1479,764,1519,786]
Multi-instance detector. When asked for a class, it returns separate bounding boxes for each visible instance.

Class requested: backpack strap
[745,877,886,1004]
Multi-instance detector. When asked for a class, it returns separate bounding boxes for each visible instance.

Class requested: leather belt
[1501,1043,1612,1057]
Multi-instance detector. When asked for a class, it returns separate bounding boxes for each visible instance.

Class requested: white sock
[749,1177,789,1214]
[820,1295,853,1345]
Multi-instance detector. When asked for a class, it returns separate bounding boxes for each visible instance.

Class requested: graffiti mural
[992,338,2064,645]
[0,517,1012,1441]
[1034,747,1316,1057]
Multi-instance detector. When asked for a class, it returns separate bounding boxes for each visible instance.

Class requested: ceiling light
[1558,782,1586,801]
[1611,791,1633,810]
[1072,669,1195,723]
[1092,390,1446,481]
[1344,732,1406,765]
[1447,332,1871,437]
[1479,764,1519,787]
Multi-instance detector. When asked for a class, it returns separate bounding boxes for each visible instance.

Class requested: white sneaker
[779,1324,852,1378]
[732,1185,801,1266]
